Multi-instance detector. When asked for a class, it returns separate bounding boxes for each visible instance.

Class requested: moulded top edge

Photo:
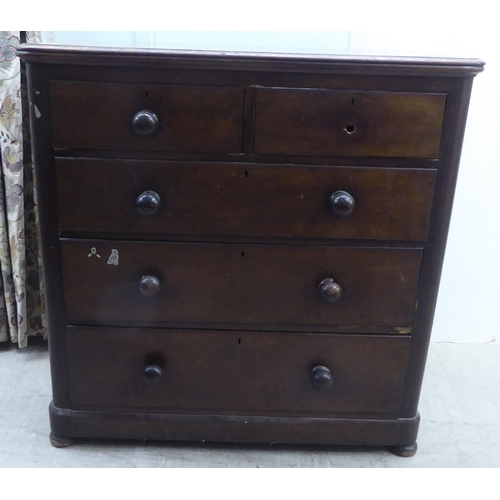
[16,43,485,77]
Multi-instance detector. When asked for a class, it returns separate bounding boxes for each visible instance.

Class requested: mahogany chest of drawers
[19,44,483,456]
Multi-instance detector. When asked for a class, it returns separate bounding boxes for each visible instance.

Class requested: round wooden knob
[318,278,342,303]
[143,365,162,385]
[140,275,161,296]
[136,190,161,216]
[310,365,333,392]
[330,190,355,216]
[132,110,159,136]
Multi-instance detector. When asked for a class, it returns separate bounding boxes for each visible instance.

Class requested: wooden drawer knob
[140,275,161,296]
[136,190,161,216]
[318,278,342,303]
[132,110,159,136]
[330,190,355,216]
[310,365,333,392]
[142,365,162,385]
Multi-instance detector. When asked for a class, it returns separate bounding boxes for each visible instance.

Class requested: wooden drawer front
[61,240,422,328]
[51,81,244,153]
[57,159,436,241]
[254,89,446,158]
[68,327,410,416]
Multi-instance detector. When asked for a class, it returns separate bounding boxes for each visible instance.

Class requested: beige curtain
[0,31,46,347]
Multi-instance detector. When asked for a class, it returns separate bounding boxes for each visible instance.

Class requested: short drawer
[67,327,410,416]
[61,240,422,329]
[254,88,447,158]
[57,159,436,241]
[51,81,244,153]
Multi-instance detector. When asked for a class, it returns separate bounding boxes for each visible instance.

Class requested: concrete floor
[1,339,499,467]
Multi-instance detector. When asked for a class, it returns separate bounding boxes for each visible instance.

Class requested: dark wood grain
[17,44,485,77]
[60,406,401,446]
[49,401,421,446]
[254,89,447,158]
[56,159,436,241]
[60,240,422,328]
[24,63,73,409]
[54,148,442,167]
[19,57,476,95]
[67,327,410,416]
[51,80,245,153]
[397,76,478,418]
[19,43,482,452]
[396,413,421,446]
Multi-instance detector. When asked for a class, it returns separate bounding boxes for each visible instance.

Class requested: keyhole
[241,251,245,257]
[344,123,357,135]
[351,98,355,106]
[145,91,149,100]
[238,338,242,344]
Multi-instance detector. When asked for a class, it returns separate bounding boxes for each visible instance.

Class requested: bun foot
[390,442,418,457]
[50,433,75,448]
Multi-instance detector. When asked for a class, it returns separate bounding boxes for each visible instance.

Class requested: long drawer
[56,159,436,241]
[61,240,422,329]
[51,81,245,153]
[254,88,447,158]
[67,327,411,416]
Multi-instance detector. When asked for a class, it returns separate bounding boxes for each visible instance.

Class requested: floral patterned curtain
[0,31,46,347]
